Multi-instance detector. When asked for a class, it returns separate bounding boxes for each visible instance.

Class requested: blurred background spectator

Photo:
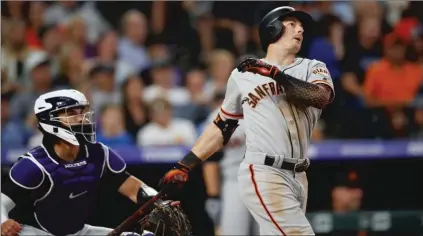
[97,104,134,146]
[1,90,33,149]
[1,1,423,235]
[120,74,149,139]
[137,98,197,147]
[118,9,150,73]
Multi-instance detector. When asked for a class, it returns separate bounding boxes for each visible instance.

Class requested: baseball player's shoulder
[228,68,239,79]
[97,142,127,173]
[9,153,45,189]
[296,57,327,68]
[27,145,48,159]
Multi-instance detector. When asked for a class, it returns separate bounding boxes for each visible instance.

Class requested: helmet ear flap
[268,20,284,44]
[260,20,284,51]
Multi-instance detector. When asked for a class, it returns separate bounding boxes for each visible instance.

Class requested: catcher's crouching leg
[139,200,192,236]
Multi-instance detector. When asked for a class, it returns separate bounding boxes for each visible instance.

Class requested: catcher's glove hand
[236,57,281,79]
[139,200,192,236]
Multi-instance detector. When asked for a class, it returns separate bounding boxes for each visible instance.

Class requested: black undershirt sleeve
[274,73,333,109]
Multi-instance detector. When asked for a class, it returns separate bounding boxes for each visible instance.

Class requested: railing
[2,140,422,165]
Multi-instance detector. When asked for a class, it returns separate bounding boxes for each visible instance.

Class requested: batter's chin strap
[213,114,239,146]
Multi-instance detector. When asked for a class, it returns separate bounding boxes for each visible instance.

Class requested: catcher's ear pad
[267,20,284,44]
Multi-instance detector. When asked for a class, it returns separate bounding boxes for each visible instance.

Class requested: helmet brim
[278,10,313,31]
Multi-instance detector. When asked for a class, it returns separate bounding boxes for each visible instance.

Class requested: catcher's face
[277,16,304,53]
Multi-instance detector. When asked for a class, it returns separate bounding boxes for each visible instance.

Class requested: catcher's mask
[34,89,96,146]
[140,201,192,236]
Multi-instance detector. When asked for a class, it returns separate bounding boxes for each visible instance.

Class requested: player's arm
[238,58,334,109]
[275,75,333,109]
[1,156,43,235]
[160,74,243,188]
[99,144,158,204]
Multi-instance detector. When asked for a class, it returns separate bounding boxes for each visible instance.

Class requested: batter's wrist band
[178,151,202,171]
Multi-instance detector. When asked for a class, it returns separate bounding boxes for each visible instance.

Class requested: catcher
[1,89,191,236]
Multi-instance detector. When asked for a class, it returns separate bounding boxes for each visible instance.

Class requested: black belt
[264,155,310,172]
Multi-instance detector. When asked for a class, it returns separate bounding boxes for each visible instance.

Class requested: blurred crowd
[2,1,423,149]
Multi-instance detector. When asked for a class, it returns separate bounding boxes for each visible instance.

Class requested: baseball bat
[107,186,171,236]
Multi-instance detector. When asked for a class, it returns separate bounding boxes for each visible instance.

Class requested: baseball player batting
[0,89,189,236]
[160,6,334,236]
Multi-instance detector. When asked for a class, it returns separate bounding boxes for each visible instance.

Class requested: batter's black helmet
[259,6,313,52]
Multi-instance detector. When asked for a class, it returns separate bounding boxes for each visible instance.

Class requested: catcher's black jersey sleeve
[98,143,131,190]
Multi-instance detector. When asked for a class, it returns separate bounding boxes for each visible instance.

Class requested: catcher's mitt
[139,200,192,236]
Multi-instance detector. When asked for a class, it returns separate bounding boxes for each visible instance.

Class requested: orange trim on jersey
[249,164,287,236]
[220,107,243,119]
[312,80,333,88]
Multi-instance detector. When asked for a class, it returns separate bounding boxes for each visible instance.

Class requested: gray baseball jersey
[218,57,334,235]
[219,57,334,160]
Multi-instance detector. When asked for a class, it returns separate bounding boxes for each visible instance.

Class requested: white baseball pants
[238,154,314,235]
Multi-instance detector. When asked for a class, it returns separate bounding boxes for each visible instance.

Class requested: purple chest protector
[18,143,124,235]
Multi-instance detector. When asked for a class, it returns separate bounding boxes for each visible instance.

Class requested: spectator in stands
[363,33,423,108]
[9,51,53,122]
[43,0,109,44]
[204,49,235,100]
[173,67,210,125]
[63,16,97,58]
[1,91,33,148]
[2,1,26,21]
[137,98,197,147]
[410,107,423,139]
[143,60,190,107]
[146,34,172,65]
[337,15,387,139]
[410,28,423,136]
[118,10,151,73]
[410,25,423,67]
[197,90,225,135]
[309,14,344,81]
[54,44,88,92]
[97,104,134,146]
[39,24,62,78]
[308,14,345,136]
[332,170,363,213]
[25,1,46,50]
[121,75,149,139]
[86,31,135,86]
[363,33,423,137]
[1,19,29,87]
[1,70,12,95]
[89,63,121,115]
[341,16,383,108]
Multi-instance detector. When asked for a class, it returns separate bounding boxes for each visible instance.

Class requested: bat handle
[107,185,172,236]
